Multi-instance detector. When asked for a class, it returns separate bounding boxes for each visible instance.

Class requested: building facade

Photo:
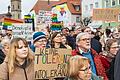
[82,0,103,28]
[102,0,120,8]
[31,0,81,29]
[51,0,81,28]
[82,0,103,19]
[11,0,21,19]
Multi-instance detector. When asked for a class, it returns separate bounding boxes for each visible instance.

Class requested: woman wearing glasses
[51,32,66,48]
[64,55,103,80]
[103,39,119,80]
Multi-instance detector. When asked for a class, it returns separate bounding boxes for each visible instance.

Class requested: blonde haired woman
[64,55,103,80]
[0,38,34,80]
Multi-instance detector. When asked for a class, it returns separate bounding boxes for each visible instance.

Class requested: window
[105,0,109,8]
[95,2,99,8]
[85,5,88,11]
[112,0,115,6]
[76,17,80,22]
[18,5,20,9]
[72,4,80,12]
[18,14,20,19]
[12,5,14,10]
[75,5,80,11]
[90,4,93,10]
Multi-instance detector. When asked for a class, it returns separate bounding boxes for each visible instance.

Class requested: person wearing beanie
[30,31,49,52]
[33,31,46,43]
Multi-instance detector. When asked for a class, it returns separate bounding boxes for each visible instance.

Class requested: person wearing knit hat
[30,31,49,52]
[33,31,46,43]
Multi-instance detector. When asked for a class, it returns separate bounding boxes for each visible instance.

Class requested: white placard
[12,23,33,41]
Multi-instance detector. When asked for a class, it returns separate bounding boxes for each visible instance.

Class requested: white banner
[12,23,33,41]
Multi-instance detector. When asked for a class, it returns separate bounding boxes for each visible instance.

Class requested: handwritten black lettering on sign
[34,48,72,79]
[93,8,120,22]
[12,23,33,41]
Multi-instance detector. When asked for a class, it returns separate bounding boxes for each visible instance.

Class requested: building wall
[102,0,120,8]
[82,0,104,28]
[82,0,93,19]
[110,0,118,7]
[102,0,110,8]
[11,0,21,19]
[82,0,120,19]
[81,0,120,28]
[71,15,81,26]
[82,0,103,19]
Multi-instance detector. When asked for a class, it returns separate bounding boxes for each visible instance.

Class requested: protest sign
[93,8,119,22]
[37,10,52,24]
[50,14,63,31]
[34,48,72,79]
[12,23,33,41]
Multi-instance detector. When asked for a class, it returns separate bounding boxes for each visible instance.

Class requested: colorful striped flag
[3,21,12,30]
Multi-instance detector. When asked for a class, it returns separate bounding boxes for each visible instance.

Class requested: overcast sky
[0,0,37,18]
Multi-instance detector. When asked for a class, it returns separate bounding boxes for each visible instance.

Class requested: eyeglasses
[6,33,12,36]
[80,38,91,41]
[85,30,91,32]
[56,35,61,38]
[37,39,47,43]
[65,29,69,32]
[110,46,119,49]
[79,66,91,73]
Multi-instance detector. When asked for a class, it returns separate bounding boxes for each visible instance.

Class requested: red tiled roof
[0,17,24,23]
[51,0,67,6]
[31,0,59,14]
[32,0,81,15]
[0,13,24,23]
[52,0,81,15]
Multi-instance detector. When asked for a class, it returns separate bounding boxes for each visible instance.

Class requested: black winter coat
[0,49,5,64]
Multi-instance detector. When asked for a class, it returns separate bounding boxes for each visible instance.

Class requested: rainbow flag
[3,22,12,26]
[3,21,12,30]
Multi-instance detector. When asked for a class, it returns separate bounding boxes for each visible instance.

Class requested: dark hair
[105,28,111,37]
[61,34,69,45]
[105,39,118,52]
[61,27,69,31]
[81,26,90,32]
[51,32,61,48]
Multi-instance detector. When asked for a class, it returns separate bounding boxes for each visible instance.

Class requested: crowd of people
[0,25,120,80]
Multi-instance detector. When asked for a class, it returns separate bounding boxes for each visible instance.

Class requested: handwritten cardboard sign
[34,48,72,79]
[93,8,119,22]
